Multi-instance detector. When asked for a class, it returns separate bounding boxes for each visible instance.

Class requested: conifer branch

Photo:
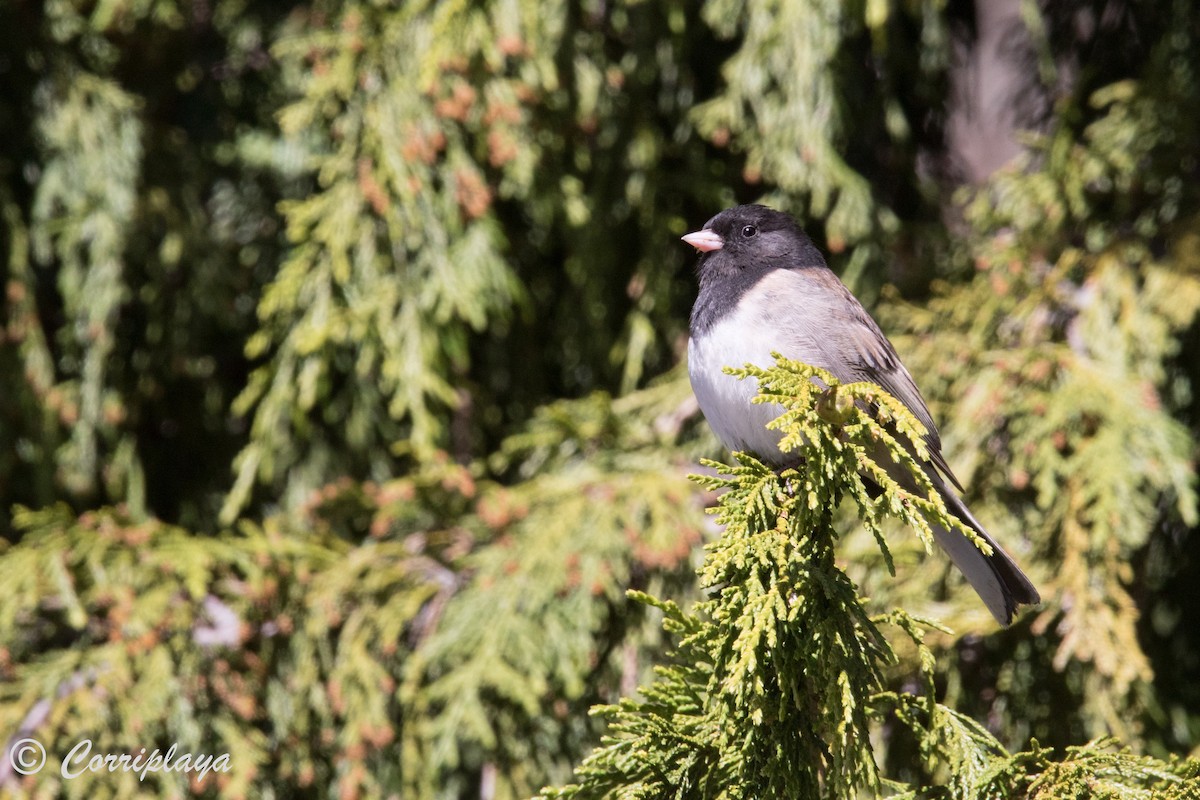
[547,356,1200,798]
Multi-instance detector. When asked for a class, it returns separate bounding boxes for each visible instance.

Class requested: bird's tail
[929,474,1040,625]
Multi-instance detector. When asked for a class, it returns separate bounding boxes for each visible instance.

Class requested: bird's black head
[682,204,824,278]
[683,205,827,334]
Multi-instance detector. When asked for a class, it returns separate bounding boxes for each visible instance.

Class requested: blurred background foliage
[0,0,1198,797]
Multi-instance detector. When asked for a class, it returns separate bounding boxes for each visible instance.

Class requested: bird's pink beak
[681,229,724,252]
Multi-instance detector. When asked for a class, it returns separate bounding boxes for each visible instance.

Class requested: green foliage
[548,360,1199,798]
[224,0,744,519]
[30,72,142,501]
[695,0,955,292]
[405,399,704,798]
[551,361,934,798]
[0,505,337,798]
[225,0,526,520]
[1,0,285,527]
[0,387,704,799]
[874,0,1200,751]
[3,0,1200,797]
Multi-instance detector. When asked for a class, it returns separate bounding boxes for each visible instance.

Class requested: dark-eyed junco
[683,204,1039,625]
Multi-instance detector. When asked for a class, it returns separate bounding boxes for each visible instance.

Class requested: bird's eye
[741,225,758,238]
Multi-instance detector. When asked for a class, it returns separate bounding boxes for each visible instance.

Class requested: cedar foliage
[2,0,1200,798]
[547,361,1199,798]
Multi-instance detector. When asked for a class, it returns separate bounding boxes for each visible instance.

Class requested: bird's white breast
[688,300,791,463]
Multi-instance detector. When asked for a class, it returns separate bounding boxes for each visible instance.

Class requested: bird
[682,204,1039,625]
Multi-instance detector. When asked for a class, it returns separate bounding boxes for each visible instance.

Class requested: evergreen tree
[1,0,1198,797]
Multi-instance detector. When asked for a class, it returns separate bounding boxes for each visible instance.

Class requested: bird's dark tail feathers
[929,474,1040,625]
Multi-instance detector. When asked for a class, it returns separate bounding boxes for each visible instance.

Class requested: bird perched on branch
[683,204,1039,625]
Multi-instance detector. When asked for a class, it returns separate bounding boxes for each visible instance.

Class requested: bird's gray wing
[792,269,966,492]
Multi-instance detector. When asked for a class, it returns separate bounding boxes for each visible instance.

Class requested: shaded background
[1,0,1198,797]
